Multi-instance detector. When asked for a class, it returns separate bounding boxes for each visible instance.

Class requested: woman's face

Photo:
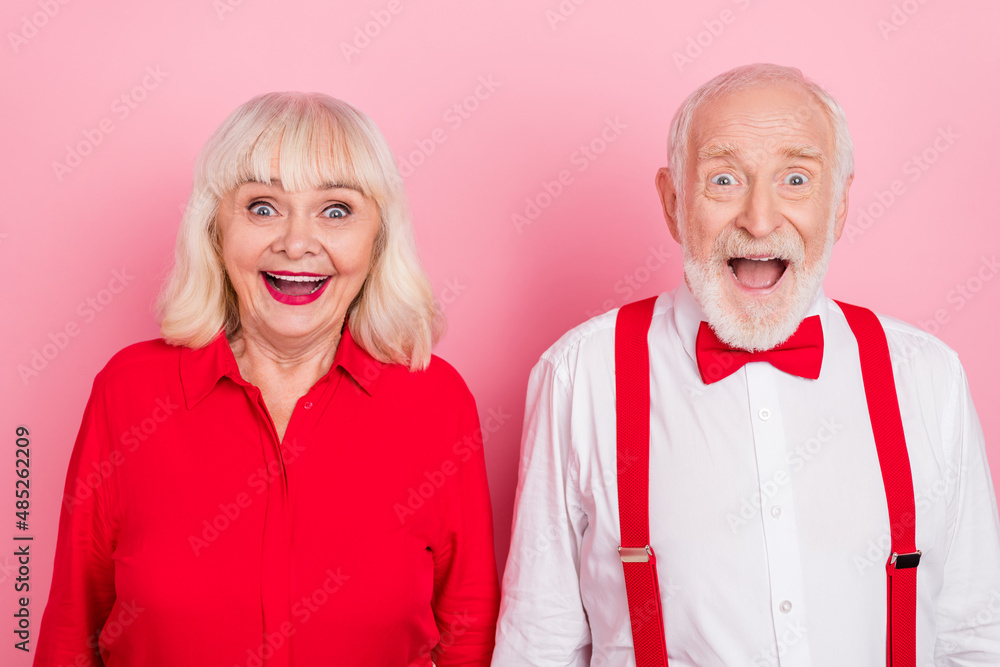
[216,171,381,349]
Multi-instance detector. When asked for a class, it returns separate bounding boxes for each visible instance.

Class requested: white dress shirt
[493,284,1000,666]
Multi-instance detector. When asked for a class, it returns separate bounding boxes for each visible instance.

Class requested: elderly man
[492,64,1000,666]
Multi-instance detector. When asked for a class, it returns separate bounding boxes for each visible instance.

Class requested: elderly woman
[35,93,499,665]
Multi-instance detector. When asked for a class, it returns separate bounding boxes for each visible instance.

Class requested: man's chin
[685,251,827,351]
[683,222,834,352]
[706,282,810,352]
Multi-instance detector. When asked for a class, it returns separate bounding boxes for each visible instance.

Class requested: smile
[260,271,332,305]
[727,255,789,291]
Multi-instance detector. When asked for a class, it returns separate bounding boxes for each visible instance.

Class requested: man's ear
[656,167,682,244]
[832,173,854,242]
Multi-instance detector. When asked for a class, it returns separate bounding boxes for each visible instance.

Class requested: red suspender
[614,298,919,667]
[835,300,920,667]
[615,296,669,666]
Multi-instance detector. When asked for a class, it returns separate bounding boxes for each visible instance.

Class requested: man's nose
[735,180,783,238]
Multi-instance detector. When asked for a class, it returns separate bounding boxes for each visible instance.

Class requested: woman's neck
[228,324,342,389]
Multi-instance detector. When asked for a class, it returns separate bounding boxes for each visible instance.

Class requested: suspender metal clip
[890,550,922,569]
[619,545,653,563]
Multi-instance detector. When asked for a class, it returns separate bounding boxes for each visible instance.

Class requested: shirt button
[303,401,313,410]
[780,600,793,613]
[758,408,771,421]
[771,506,782,519]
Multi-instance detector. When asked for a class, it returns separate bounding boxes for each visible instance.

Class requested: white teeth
[265,272,328,282]
[746,257,776,261]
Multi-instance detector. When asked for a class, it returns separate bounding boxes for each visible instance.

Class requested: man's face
[656,81,851,351]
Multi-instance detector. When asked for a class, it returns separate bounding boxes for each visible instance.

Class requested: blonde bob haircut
[157,92,442,371]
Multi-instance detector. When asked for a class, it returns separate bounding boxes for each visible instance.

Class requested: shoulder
[830,300,965,382]
[537,309,618,377]
[877,313,958,357]
[372,355,482,455]
[377,353,476,405]
[70,340,184,422]
[95,338,182,386]
[878,312,966,390]
[871,311,963,375]
[535,293,675,382]
[422,354,475,398]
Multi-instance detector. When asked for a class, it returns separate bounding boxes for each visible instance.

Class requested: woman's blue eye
[711,173,737,186]
[250,202,276,216]
[324,205,349,219]
[785,172,809,186]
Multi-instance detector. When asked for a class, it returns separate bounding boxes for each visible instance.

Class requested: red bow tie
[695,315,824,384]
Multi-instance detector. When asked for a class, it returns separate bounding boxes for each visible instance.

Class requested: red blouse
[34,325,500,666]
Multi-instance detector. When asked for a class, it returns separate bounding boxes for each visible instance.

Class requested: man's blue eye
[711,174,736,186]
[785,173,809,186]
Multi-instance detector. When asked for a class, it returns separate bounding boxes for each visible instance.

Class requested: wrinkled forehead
[688,82,835,167]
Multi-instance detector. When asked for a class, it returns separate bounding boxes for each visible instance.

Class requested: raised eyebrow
[696,142,744,162]
[243,179,363,193]
[310,181,364,192]
[695,143,827,165]
[782,144,826,163]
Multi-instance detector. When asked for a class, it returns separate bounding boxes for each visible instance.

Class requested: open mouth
[727,256,789,290]
[262,271,331,296]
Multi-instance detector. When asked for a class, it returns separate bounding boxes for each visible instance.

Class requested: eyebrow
[697,142,744,161]
[244,178,361,192]
[782,144,826,163]
[696,142,827,164]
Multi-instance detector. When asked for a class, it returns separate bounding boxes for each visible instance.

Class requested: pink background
[3,1,998,662]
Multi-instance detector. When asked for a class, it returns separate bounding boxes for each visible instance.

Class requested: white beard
[682,215,836,352]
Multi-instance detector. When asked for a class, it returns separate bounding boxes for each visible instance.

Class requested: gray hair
[667,63,854,205]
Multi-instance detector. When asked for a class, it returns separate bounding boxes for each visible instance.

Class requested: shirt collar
[671,280,829,367]
[332,323,385,396]
[179,322,384,410]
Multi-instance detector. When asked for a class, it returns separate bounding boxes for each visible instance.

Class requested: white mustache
[715,228,806,264]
